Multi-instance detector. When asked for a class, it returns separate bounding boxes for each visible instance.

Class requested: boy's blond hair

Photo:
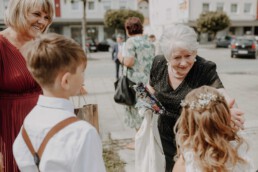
[23,33,87,87]
[174,86,247,171]
[4,0,54,34]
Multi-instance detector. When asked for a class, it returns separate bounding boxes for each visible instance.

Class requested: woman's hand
[146,83,155,94]
[218,88,245,130]
[228,98,245,130]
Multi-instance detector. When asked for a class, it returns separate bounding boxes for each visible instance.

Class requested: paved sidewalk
[84,52,258,171]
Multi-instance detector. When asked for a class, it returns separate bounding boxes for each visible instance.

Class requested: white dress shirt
[13,95,106,172]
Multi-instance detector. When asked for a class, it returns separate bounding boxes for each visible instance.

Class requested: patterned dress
[0,34,42,172]
[149,55,224,172]
[123,35,155,129]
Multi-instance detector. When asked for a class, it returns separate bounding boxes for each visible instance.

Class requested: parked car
[86,38,98,52]
[216,35,233,48]
[231,37,257,59]
[97,38,116,52]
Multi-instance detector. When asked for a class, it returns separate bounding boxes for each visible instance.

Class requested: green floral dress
[123,35,155,129]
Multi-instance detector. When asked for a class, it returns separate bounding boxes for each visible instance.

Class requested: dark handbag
[114,64,136,106]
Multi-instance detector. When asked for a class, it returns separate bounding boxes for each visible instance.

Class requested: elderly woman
[146,25,244,172]
[0,0,54,171]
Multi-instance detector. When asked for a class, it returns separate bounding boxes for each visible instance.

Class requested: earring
[194,58,197,62]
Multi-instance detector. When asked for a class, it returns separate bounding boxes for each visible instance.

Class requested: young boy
[13,33,106,172]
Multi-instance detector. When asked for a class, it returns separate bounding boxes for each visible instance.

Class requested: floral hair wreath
[180,92,224,110]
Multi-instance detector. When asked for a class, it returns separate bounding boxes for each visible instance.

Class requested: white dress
[183,142,254,172]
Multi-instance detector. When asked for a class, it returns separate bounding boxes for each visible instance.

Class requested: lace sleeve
[183,151,201,172]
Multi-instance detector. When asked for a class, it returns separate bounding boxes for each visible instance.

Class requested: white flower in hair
[180,92,221,109]
[180,100,188,107]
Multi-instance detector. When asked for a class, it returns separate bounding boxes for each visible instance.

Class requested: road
[198,47,258,75]
[86,47,258,78]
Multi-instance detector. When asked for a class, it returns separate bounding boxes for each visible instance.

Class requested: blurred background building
[148,0,258,41]
[0,0,149,45]
[1,0,257,44]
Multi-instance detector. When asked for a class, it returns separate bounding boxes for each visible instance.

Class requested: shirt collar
[37,95,74,113]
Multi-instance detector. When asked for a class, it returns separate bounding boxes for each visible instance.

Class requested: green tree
[104,9,144,37]
[196,11,230,41]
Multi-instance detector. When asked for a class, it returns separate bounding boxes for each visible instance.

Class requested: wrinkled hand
[228,99,245,130]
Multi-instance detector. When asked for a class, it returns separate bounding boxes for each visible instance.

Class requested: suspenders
[22,117,80,170]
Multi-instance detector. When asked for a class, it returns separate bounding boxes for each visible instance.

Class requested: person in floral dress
[118,17,155,148]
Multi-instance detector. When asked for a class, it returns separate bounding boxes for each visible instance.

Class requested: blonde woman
[173,86,253,172]
[0,0,54,171]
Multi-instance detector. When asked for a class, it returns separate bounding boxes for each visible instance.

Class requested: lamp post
[81,0,87,53]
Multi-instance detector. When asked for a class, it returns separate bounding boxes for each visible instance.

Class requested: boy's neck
[42,88,70,100]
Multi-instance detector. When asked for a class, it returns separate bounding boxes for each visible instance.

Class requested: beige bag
[72,96,99,133]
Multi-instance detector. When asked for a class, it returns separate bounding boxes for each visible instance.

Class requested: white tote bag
[135,109,166,172]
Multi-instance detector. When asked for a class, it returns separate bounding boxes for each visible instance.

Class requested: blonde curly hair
[174,86,247,171]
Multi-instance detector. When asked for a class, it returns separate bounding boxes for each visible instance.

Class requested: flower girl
[173,86,253,172]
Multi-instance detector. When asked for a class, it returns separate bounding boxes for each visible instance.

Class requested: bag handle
[71,88,87,108]
[121,58,129,77]
[22,117,79,169]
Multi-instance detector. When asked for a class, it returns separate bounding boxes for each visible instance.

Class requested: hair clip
[180,93,223,110]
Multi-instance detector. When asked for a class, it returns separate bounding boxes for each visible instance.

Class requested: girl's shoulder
[182,142,254,172]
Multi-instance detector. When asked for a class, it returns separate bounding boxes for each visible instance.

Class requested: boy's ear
[60,72,71,90]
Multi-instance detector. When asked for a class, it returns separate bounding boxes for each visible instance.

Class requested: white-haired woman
[0,0,54,171]
[146,25,245,172]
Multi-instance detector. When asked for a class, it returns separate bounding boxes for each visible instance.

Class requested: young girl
[173,86,253,172]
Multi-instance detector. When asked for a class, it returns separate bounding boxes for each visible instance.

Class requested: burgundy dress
[0,34,42,172]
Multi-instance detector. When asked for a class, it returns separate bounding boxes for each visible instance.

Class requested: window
[71,1,79,10]
[71,27,82,45]
[244,3,251,14]
[103,0,111,11]
[88,1,95,10]
[119,0,127,9]
[3,0,9,9]
[202,3,209,13]
[231,4,238,13]
[216,3,224,12]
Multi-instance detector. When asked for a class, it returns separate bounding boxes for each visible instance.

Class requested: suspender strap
[22,117,79,168]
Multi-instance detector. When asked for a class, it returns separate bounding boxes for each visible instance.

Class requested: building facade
[0,0,140,44]
[52,0,137,44]
[148,0,258,40]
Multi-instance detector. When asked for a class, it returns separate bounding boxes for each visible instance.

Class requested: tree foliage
[104,9,144,30]
[196,11,230,38]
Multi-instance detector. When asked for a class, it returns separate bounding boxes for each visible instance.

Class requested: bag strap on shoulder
[22,117,79,169]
